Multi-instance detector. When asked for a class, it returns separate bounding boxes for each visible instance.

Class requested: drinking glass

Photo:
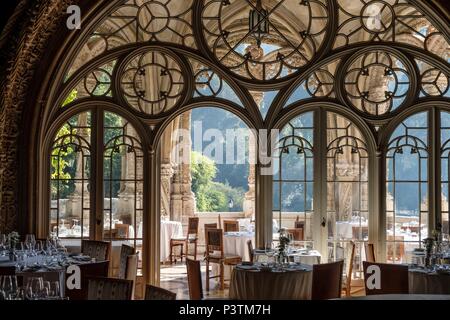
[29,277,43,300]
[265,242,275,265]
[0,234,6,255]
[1,276,17,300]
[50,281,61,298]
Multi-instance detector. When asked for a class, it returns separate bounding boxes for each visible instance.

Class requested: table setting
[407,230,450,294]
[0,232,97,300]
[229,229,318,300]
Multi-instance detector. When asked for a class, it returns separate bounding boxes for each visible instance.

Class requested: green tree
[191,151,245,212]
[191,151,217,194]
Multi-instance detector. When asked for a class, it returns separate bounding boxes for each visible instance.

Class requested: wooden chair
[312,260,344,300]
[223,220,239,232]
[204,223,217,230]
[218,214,222,229]
[145,284,176,300]
[186,258,203,300]
[170,217,199,263]
[247,240,255,263]
[114,224,130,239]
[286,228,304,241]
[81,240,111,261]
[363,262,409,295]
[125,254,138,299]
[295,216,305,229]
[118,244,135,279]
[387,235,405,262]
[66,261,109,300]
[204,228,241,291]
[87,277,133,300]
[364,243,376,263]
[343,241,364,297]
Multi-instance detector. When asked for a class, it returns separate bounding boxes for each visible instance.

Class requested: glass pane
[50,112,91,239]
[386,112,429,263]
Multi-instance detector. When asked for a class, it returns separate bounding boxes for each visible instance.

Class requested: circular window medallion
[421,68,449,96]
[84,68,112,96]
[120,50,185,115]
[202,0,329,81]
[137,1,170,34]
[344,51,411,116]
[361,1,394,33]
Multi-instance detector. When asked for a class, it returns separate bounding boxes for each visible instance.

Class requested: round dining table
[229,264,313,300]
[409,269,450,294]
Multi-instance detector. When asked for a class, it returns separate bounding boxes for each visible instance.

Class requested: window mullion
[93,108,105,241]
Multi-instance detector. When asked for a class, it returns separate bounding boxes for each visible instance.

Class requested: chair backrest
[81,240,111,261]
[363,261,409,295]
[126,254,138,299]
[286,228,304,241]
[87,277,133,300]
[364,243,376,263]
[312,260,344,300]
[115,224,130,239]
[186,258,203,300]
[247,240,254,263]
[187,217,200,236]
[223,220,239,232]
[0,266,15,276]
[346,241,356,291]
[205,228,223,257]
[294,218,305,230]
[387,235,405,262]
[204,223,217,230]
[145,285,177,300]
[66,261,109,300]
[118,244,135,279]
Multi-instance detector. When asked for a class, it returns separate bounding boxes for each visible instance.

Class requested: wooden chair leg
[169,241,173,264]
[180,244,184,263]
[193,241,197,260]
[220,263,224,290]
[206,260,210,292]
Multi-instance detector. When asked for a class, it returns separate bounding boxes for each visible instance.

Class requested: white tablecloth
[223,232,254,262]
[160,220,183,262]
[335,220,368,239]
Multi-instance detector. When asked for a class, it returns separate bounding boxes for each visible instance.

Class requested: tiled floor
[160,261,229,299]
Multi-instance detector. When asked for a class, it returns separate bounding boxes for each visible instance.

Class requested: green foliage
[51,124,75,196]
[62,89,78,107]
[191,151,217,194]
[191,151,245,212]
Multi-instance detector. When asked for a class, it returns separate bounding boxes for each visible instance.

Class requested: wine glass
[0,234,6,255]
[265,242,275,265]
[50,281,61,299]
[29,277,43,300]
[1,275,17,300]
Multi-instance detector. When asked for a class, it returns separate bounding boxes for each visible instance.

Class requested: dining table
[229,263,313,300]
[0,252,98,298]
[409,268,450,294]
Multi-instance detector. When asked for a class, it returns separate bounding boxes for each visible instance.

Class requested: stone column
[66,112,90,225]
[170,112,195,222]
[160,118,179,219]
[243,133,256,218]
[116,124,142,220]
